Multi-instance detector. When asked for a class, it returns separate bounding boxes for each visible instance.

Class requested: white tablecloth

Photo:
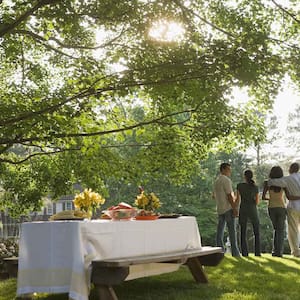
[17,216,201,300]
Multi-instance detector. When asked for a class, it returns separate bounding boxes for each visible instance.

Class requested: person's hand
[232,207,239,217]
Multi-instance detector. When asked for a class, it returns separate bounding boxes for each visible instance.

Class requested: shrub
[0,238,18,258]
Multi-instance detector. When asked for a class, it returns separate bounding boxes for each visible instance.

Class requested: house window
[47,204,53,215]
[65,201,73,211]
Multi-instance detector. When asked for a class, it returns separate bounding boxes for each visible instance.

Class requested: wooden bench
[91,246,224,300]
[2,257,18,278]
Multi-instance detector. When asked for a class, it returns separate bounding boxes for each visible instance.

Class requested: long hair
[269,166,283,193]
[244,169,255,186]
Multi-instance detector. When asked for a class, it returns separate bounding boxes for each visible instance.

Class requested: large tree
[0,0,299,214]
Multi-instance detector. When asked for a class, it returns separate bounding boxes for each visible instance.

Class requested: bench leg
[2,258,18,278]
[186,257,208,283]
[6,264,18,278]
[95,285,118,300]
[198,252,224,266]
[0,272,9,280]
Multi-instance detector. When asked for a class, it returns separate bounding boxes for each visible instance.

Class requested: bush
[0,238,18,258]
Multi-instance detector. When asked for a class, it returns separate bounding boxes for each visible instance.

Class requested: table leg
[186,257,208,283]
[96,285,118,300]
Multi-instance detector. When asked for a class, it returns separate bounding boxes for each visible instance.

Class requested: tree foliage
[286,104,300,154]
[0,0,299,213]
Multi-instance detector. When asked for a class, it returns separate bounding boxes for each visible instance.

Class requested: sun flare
[149,20,185,42]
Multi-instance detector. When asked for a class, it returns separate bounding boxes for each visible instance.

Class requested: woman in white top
[262,166,295,257]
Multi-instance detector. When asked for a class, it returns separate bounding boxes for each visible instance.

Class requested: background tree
[0,0,299,214]
[286,104,300,155]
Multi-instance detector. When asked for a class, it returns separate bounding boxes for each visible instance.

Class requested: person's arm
[224,178,238,216]
[268,177,287,188]
[227,191,239,217]
[255,192,260,205]
[236,189,241,207]
[212,183,216,200]
[262,180,269,200]
[284,188,300,200]
[227,192,236,207]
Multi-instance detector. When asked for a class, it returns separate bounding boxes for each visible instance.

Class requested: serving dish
[103,208,137,220]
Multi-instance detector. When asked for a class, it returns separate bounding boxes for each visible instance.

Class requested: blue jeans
[217,209,240,257]
[268,207,286,256]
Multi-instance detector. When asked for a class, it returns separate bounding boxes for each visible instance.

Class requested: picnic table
[16,216,222,300]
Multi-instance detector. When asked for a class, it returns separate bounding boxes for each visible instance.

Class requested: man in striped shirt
[268,162,300,257]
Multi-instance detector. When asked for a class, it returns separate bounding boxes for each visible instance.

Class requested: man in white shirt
[213,163,240,257]
[268,162,300,257]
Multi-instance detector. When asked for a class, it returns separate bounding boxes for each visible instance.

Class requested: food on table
[103,202,136,220]
[49,210,89,220]
[137,209,157,216]
[107,202,133,210]
[100,213,111,219]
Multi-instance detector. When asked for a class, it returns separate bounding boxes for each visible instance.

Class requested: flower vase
[87,209,93,220]
[81,208,93,220]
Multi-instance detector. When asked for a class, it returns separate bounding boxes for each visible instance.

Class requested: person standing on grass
[236,169,261,257]
[262,166,288,257]
[213,162,240,257]
[267,163,300,257]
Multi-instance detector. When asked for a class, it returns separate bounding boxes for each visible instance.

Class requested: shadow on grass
[2,255,300,300]
[105,269,230,300]
[211,254,300,299]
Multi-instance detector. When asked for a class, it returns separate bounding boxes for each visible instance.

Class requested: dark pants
[239,208,261,256]
[268,207,286,256]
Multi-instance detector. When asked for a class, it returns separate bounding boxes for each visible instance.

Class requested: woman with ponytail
[236,169,261,257]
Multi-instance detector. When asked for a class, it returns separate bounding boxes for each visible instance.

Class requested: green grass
[1,254,300,300]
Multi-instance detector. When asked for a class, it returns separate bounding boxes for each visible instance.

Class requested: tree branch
[0,65,207,127]
[0,107,197,145]
[0,147,79,165]
[174,0,300,52]
[268,36,300,51]
[30,29,133,54]
[12,29,78,59]
[173,0,236,39]
[0,0,60,37]
[271,0,300,24]
[0,140,178,164]
[0,87,94,126]
[13,27,126,53]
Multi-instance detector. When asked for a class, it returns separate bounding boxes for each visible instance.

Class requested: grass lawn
[1,254,300,300]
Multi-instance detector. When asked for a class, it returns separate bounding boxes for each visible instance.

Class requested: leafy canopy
[0,0,299,214]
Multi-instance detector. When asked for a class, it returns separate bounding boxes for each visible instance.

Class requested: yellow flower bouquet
[73,188,105,217]
[134,187,161,216]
